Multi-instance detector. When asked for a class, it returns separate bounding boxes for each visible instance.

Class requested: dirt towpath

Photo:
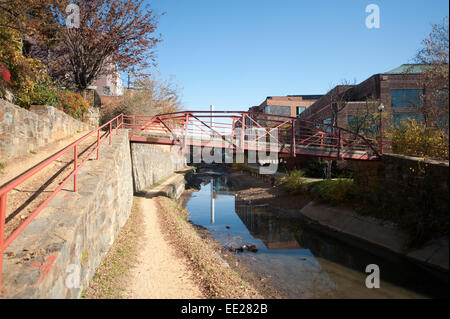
[125,190,204,299]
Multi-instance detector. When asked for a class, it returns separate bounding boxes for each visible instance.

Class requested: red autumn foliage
[51,0,161,92]
[0,63,11,83]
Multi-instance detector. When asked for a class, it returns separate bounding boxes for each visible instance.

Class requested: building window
[392,113,424,127]
[322,118,332,132]
[296,107,306,117]
[264,105,290,116]
[391,89,423,108]
[103,86,112,96]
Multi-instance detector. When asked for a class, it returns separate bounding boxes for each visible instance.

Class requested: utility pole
[211,177,215,224]
[210,104,215,138]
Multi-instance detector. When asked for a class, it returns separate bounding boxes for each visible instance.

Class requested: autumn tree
[415,16,449,130]
[50,0,161,92]
[0,25,45,104]
[0,0,61,40]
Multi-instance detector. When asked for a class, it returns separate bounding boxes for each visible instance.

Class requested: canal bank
[230,165,449,275]
[181,165,448,298]
[85,168,271,299]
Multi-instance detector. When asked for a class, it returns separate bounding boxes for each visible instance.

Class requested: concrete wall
[131,143,186,193]
[0,101,92,164]
[2,130,133,298]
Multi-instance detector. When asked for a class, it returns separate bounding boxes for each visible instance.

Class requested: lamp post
[378,103,385,154]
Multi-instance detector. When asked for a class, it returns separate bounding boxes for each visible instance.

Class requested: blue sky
[142,0,449,111]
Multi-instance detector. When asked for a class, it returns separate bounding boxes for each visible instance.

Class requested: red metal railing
[125,111,382,160]
[0,114,124,291]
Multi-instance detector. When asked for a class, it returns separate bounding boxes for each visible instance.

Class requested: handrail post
[0,193,7,292]
[109,122,112,145]
[184,113,189,151]
[96,130,100,160]
[231,118,236,141]
[116,117,119,135]
[73,144,78,192]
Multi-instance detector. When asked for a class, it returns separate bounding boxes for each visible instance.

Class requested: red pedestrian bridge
[0,111,382,290]
[125,111,382,161]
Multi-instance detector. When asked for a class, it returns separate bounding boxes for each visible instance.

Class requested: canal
[184,169,448,299]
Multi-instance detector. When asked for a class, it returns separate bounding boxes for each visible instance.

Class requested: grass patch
[0,162,5,170]
[280,168,358,205]
[83,197,143,299]
[280,170,309,195]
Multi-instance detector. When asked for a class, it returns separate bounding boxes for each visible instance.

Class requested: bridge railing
[0,114,125,291]
[126,111,382,160]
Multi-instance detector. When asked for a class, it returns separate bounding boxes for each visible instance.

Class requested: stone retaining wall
[1,130,133,298]
[353,153,449,216]
[131,143,186,193]
[0,101,92,164]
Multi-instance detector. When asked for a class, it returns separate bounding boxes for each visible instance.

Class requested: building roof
[384,64,430,74]
[287,95,324,100]
[266,95,323,100]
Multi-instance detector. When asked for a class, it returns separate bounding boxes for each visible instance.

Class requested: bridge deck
[129,134,378,160]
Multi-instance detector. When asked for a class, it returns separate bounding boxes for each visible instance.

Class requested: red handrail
[0,114,124,291]
[126,111,382,159]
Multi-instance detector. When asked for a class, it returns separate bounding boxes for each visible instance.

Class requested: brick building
[299,64,428,131]
[249,95,323,118]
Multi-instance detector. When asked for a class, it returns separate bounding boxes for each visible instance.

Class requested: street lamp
[378,103,384,154]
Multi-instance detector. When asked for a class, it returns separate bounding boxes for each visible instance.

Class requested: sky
[142,0,449,112]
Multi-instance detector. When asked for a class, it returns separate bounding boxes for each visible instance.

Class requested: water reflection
[185,173,446,299]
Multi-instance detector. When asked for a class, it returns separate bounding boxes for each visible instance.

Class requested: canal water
[184,171,448,299]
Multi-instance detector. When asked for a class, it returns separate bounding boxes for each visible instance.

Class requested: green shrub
[310,179,356,204]
[28,81,59,107]
[281,170,309,195]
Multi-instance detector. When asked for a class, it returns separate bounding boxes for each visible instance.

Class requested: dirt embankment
[85,187,276,299]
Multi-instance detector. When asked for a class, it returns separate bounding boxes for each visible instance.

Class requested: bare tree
[415,16,449,130]
[321,81,355,179]
[102,72,183,121]
[347,97,381,138]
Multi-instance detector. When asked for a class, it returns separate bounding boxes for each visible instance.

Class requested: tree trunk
[326,160,332,179]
